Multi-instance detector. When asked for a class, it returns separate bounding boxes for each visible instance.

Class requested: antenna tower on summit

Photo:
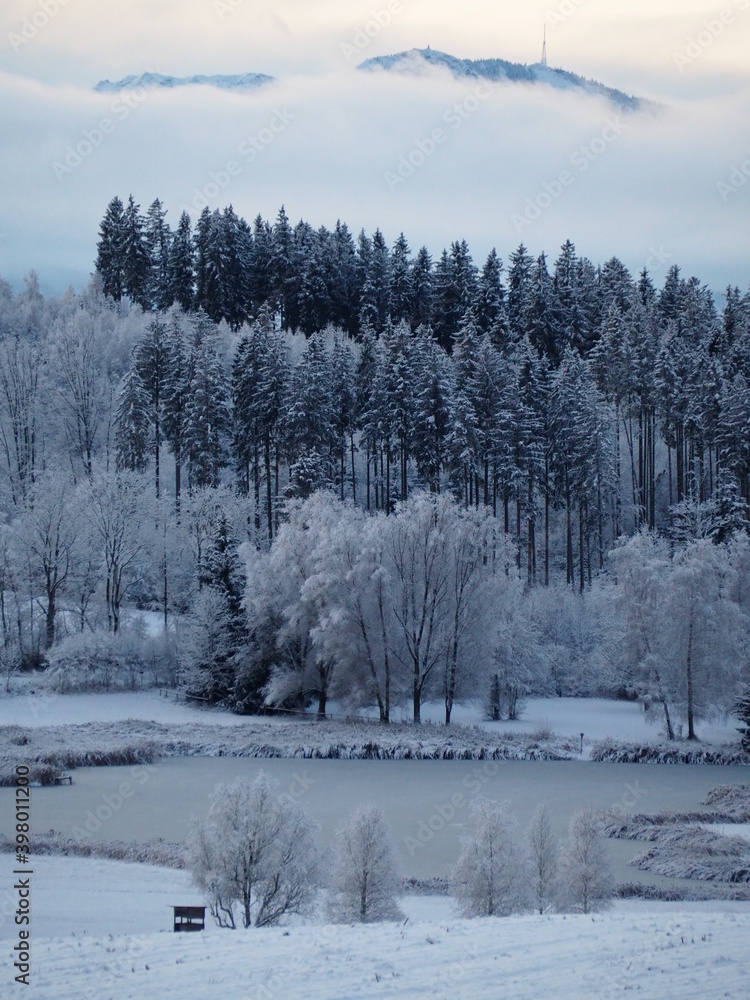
[541,24,547,67]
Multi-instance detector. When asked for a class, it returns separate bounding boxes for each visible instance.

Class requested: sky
[0,0,749,296]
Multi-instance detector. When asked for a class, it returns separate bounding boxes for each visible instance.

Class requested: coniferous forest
[2,194,749,737]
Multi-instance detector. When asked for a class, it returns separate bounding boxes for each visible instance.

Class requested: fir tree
[168,211,195,312]
[115,366,150,473]
[121,195,151,310]
[145,199,172,311]
[95,196,126,302]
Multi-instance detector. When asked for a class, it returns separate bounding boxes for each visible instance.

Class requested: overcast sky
[1,0,749,295]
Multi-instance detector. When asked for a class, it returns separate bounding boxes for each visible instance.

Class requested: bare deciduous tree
[526,803,559,915]
[451,798,528,917]
[559,806,613,914]
[189,773,319,929]
[326,805,404,924]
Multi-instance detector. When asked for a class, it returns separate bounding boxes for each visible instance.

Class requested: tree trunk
[45,592,55,649]
[686,616,696,740]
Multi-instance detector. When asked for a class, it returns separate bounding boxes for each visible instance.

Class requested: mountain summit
[94,72,275,93]
[358,48,647,111]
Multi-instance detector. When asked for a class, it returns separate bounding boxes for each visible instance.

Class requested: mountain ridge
[358,48,648,111]
[94,72,275,93]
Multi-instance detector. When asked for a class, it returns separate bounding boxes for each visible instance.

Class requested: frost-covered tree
[115,365,150,473]
[526,803,559,915]
[326,805,404,923]
[559,806,613,914]
[189,773,319,929]
[736,687,750,752]
[451,798,528,917]
[17,473,76,649]
[181,585,236,701]
[82,471,145,633]
[656,539,745,740]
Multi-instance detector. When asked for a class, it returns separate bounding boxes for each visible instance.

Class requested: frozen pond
[3,758,750,884]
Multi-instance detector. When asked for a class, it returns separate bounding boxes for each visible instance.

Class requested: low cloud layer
[1,39,749,294]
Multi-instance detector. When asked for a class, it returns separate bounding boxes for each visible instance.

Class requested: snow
[94,72,275,93]
[2,858,749,998]
[2,689,739,744]
[4,858,749,1000]
[358,48,646,111]
[699,823,750,841]
[0,689,250,728]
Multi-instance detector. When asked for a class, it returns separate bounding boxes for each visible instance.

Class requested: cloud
[0,52,749,295]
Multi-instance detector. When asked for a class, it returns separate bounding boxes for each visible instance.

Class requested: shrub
[44,629,176,693]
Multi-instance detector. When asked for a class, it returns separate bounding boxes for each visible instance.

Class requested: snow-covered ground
[1,858,749,999]
[0,688,739,745]
[2,866,747,999]
[699,823,750,841]
[0,689,249,728]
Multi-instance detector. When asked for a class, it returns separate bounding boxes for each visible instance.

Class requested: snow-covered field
[3,858,748,1000]
[2,689,748,996]
[0,688,739,745]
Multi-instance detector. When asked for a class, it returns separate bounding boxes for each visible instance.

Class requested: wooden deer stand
[173,905,206,932]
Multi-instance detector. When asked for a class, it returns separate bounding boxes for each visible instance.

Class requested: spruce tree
[122,195,151,310]
[145,199,172,311]
[115,366,150,472]
[168,211,195,312]
[95,196,126,302]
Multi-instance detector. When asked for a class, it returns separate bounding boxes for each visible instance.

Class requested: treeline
[1,204,749,731]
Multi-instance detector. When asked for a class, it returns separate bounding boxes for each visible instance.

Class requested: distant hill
[358,48,648,111]
[94,72,275,93]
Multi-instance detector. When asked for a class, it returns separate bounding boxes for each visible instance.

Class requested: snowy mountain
[94,72,275,93]
[358,48,648,111]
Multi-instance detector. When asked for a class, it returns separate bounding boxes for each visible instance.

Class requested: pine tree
[390,233,412,325]
[410,245,434,330]
[162,315,190,508]
[272,205,295,330]
[136,319,169,497]
[121,195,151,310]
[168,211,195,312]
[474,248,506,336]
[283,333,334,492]
[329,334,357,501]
[507,244,534,345]
[411,330,454,493]
[115,366,150,472]
[184,319,232,489]
[95,196,126,302]
[145,199,172,311]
